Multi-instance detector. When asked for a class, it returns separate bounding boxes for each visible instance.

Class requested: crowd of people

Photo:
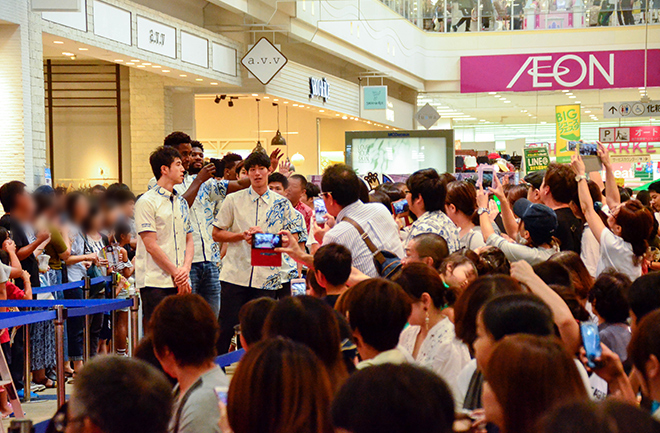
[2,133,660,433]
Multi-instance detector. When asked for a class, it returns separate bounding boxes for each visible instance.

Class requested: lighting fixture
[575,101,581,104]
[142,63,152,66]
[488,92,497,95]
[195,78,203,82]
[162,70,170,73]
[540,121,547,124]
[253,99,267,154]
[152,65,161,68]
[264,96,270,99]
[585,110,591,113]
[126,62,135,66]
[274,99,279,102]
[283,101,289,104]
[115,59,123,62]
[271,103,287,146]
[293,104,299,107]
[319,110,325,113]
[53,41,64,44]
[342,116,348,120]
[78,47,88,51]
[180,74,187,77]
[131,60,140,62]
[336,114,340,117]
[137,65,145,68]
[228,100,234,107]
[562,90,569,93]
[211,82,218,85]
[62,52,74,56]
[493,95,500,98]
[214,95,221,104]
[252,94,259,97]
[290,152,305,164]
[566,92,573,96]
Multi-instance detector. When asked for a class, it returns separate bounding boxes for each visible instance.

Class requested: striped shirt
[324,200,404,277]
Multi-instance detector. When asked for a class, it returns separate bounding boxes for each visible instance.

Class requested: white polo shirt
[149,174,228,264]
[135,185,193,289]
[213,187,304,290]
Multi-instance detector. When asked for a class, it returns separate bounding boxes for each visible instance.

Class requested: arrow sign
[604,100,659,118]
[241,38,288,85]
[608,106,617,114]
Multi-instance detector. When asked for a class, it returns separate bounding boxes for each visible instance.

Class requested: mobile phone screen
[252,233,282,249]
[214,386,229,405]
[580,322,602,368]
[567,141,579,152]
[291,279,306,296]
[579,142,599,156]
[313,197,327,225]
[392,199,409,215]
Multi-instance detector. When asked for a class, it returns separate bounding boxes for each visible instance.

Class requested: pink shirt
[294,201,313,231]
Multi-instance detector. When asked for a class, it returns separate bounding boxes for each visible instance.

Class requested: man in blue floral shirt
[405,168,461,253]
[212,152,303,353]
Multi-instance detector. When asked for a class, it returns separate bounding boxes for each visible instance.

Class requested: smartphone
[291,278,306,296]
[581,322,602,369]
[214,386,229,406]
[252,233,282,249]
[313,197,327,225]
[568,141,599,156]
[210,158,223,175]
[251,233,282,267]
[392,198,409,215]
[478,165,495,189]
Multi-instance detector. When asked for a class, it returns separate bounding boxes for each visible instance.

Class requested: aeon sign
[460,49,660,93]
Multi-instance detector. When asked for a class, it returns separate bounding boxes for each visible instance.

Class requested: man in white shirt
[212,152,304,354]
[318,164,403,277]
[405,168,460,253]
[135,146,194,327]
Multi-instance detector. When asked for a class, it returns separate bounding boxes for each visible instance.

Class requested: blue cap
[512,198,558,245]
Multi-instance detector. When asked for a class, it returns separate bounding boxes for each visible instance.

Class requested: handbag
[342,217,402,280]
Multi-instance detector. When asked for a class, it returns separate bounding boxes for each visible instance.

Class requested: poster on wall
[555,104,581,163]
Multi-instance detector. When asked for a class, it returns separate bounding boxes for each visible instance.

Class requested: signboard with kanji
[599,126,660,143]
[524,147,550,173]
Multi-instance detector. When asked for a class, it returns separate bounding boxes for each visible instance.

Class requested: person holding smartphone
[212,152,303,354]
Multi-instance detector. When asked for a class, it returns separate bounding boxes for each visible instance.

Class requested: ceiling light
[283,101,288,104]
[78,47,88,51]
[252,94,259,97]
[62,52,74,56]
[53,40,64,44]
[125,62,134,65]
[575,101,581,104]
[540,121,547,124]
[651,118,656,121]
[115,59,123,62]
[137,65,145,68]
[228,100,234,107]
[130,60,139,62]
[342,116,348,119]
[488,92,497,95]
[162,70,170,73]
[180,74,187,77]
[479,119,486,122]
[293,104,299,107]
[336,114,340,117]
[639,87,645,90]
[319,110,325,112]
[585,110,591,113]
[493,95,500,98]
[70,56,76,60]
[264,96,270,99]
[214,95,221,104]
[142,63,151,66]
[195,78,203,81]
[152,65,161,68]
[211,82,218,85]
[274,99,279,102]
[566,92,573,95]
[562,90,569,93]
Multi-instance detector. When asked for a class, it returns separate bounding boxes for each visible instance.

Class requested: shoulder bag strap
[172,377,204,433]
[342,217,386,265]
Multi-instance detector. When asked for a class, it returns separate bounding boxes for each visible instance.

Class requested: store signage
[93,1,131,46]
[460,49,660,93]
[212,43,237,77]
[364,86,388,110]
[309,77,329,102]
[611,155,652,163]
[599,126,660,144]
[555,105,580,162]
[415,103,440,129]
[241,38,287,85]
[136,16,176,58]
[181,31,208,68]
[33,0,80,11]
[603,101,660,119]
[524,147,550,172]
[42,0,87,31]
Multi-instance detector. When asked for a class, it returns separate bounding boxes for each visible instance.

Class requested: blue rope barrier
[215,349,245,368]
[31,275,113,295]
[0,299,129,308]
[0,310,57,329]
[67,299,132,317]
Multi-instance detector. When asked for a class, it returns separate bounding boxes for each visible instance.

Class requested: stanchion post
[83,276,91,361]
[23,326,30,403]
[110,274,117,354]
[130,294,140,356]
[54,305,67,408]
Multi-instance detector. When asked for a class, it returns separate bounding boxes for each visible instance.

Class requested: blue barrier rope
[0,299,129,308]
[215,349,245,368]
[0,299,132,328]
[0,310,57,329]
[31,275,113,295]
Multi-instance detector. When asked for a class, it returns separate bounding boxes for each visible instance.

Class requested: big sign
[460,49,660,93]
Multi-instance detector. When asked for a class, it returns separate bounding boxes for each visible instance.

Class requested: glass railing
[383,0,659,31]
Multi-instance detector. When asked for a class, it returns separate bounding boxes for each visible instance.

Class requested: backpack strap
[342,217,386,265]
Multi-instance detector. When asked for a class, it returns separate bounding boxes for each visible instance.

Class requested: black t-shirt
[554,207,583,255]
[324,295,340,309]
[0,214,40,289]
[123,243,136,262]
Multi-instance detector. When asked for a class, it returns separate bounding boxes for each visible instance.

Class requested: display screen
[346,131,451,175]
[252,233,282,249]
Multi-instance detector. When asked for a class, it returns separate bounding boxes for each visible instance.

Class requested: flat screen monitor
[345,130,454,175]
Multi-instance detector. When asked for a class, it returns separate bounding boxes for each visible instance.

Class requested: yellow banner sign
[555,104,581,162]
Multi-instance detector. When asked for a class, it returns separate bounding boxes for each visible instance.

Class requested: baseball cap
[523,170,546,190]
[513,198,557,246]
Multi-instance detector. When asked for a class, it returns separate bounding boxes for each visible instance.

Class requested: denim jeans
[189,262,221,317]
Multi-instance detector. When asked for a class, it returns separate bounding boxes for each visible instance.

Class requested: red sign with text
[599,126,660,143]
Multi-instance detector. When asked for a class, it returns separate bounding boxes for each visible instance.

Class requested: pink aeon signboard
[460,49,660,93]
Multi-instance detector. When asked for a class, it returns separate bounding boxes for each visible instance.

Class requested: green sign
[524,147,550,173]
[363,86,387,110]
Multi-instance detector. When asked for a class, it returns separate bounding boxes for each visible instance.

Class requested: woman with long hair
[571,144,654,278]
[223,338,334,433]
[548,251,595,308]
[482,335,589,433]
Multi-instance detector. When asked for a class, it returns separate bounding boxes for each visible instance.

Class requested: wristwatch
[477,207,490,216]
[575,175,587,182]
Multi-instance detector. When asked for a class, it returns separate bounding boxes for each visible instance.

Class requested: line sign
[603,101,660,118]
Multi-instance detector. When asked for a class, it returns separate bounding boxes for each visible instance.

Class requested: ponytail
[615,200,653,265]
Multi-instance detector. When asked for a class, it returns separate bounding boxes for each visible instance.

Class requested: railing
[379,0,659,32]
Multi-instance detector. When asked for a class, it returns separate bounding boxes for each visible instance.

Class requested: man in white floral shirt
[405,168,461,253]
[212,152,303,353]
